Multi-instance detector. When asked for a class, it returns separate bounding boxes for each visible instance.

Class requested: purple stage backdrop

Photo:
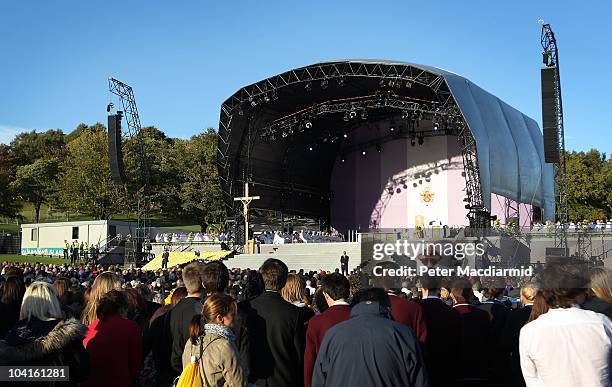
[330,128,469,234]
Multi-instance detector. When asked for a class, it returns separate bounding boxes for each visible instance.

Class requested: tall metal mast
[540,21,568,251]
[108,77,151,249]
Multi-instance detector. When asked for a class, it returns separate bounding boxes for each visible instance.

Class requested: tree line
[0,124,224,232]
[0,126,610,228]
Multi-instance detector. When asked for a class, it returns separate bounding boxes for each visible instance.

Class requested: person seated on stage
[155,233,162,243]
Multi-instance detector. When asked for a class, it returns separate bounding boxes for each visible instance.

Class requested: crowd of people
[154,232,230,244]
[0,257,610,387]
[257,230,344,244]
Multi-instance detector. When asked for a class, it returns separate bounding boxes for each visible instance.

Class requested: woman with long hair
[0,275,25,337]
[582,267,612,319]
[83,289,142,387]
[181,293,246,386]
[281,274,310,307]
[81,272,122,325]
[0,281,89,385]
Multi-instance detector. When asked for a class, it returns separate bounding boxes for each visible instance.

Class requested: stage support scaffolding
[540,22,569,251]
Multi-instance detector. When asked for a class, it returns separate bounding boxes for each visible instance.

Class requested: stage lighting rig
[418,135,424,146]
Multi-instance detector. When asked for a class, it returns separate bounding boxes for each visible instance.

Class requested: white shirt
[519,306,612,387]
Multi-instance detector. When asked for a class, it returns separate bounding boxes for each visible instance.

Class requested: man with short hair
[161,249,169,269]
[248,258,307,387]
[169,262,204,373]
[417,275,462,387]
[339,251,349,276]
[519,263,612,387]
[304,273,351,387]
[450,279,491,382]
[312,288,428,387]
[63,240,69,260]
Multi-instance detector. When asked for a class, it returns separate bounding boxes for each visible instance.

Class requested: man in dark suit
[304,273,351,387]
[477,287,511,383]
[500,285,537,387]
[248,258,307,387]
[161,249,169,269]
[417,275,462,387]
[450,279,491,383]
[169,262,203,374]
[340,251,349,276]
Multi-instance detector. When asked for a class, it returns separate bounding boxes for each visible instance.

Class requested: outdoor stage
[216,60,555,247]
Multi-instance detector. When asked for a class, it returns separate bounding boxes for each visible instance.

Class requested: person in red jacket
[83,289,142,387]
[304,273,351,387]
[386,288,428,347]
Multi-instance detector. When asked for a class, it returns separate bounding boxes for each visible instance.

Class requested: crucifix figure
[234,182,260,253]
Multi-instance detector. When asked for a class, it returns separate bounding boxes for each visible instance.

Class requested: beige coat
[182,332,246,387]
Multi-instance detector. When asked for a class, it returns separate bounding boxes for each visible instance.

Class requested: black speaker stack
[108,112,127,184]
[541,67,559,163]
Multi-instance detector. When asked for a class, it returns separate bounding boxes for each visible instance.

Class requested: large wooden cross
[234,183,260,253]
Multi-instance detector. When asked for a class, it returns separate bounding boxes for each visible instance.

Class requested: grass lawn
[0,254,67,265]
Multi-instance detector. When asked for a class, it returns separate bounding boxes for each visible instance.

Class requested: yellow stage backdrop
[142,250,232,271]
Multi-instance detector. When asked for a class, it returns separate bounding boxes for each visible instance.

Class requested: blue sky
[0,1,610,154]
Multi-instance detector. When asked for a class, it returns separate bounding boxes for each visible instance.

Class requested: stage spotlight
[343,132,348,138]
[321,79,329,89]
[410,137,416,147]
[309,146,314,151]
[361,149,367,156]
[106,102,114,112]
[418,136,424,146]
[376,144,382,153]
[251,100,257,107]
[463,197,471,202]
[379,79,386,87]
[349,110,357,119]
[361,110,368,120]
[238,109,244,116]
[406,81,413,88]
[305,82,312,91]
[305,121,313,129]
[341,155,346,163]
[264,94,270,102]
[338,77,345,86]
[434,122,439,130]
[272,91,279,100]
[343,112,350,122]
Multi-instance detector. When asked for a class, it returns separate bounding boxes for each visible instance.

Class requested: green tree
[563,149,611,221]
[176,128,224,231]
[54,124,126,219]
[10,158,59,223]
[0,145,20,218]
[10,129,66,166]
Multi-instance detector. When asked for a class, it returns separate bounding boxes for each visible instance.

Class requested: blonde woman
[81,271,122,325]
[281,274,314,320]
[0,281,89,384]
[582,267,612,319]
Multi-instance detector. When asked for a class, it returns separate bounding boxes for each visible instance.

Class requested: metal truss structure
[108,77,151,248]
[217,61,488,243]
[541,23,568,251]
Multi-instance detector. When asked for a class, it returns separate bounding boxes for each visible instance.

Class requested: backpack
[173,336,204,387]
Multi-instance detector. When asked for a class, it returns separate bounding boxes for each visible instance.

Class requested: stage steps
[225,242,362,272]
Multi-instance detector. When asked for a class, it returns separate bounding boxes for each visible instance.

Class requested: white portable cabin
[20,220,137,256]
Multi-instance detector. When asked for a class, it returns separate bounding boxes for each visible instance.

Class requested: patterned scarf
[204,323,235,342]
